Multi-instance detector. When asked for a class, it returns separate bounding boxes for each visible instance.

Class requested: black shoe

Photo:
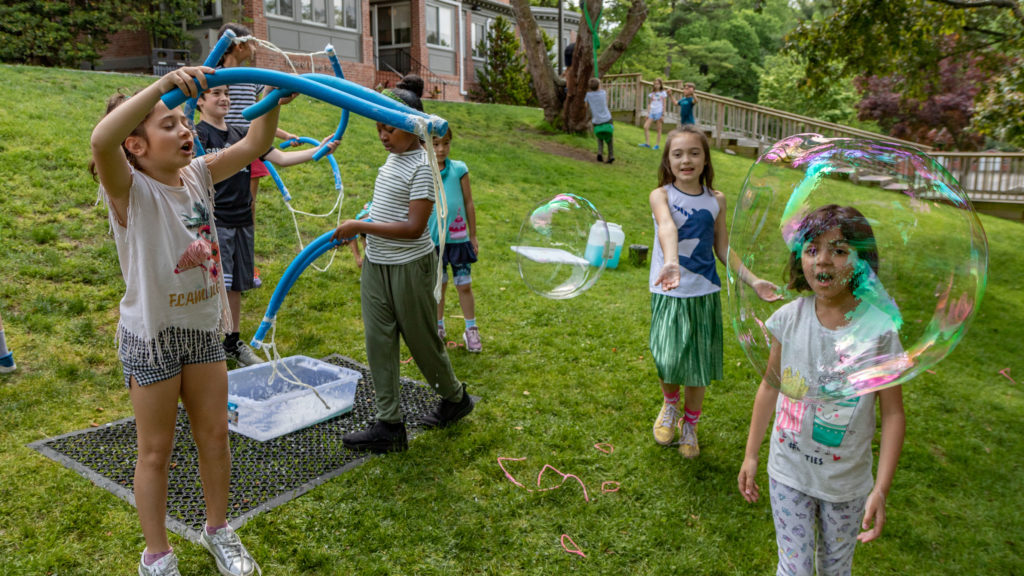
[420,385,474,429]
[606,157,615,164]
[596,154,603,162]
[342,420,408,453]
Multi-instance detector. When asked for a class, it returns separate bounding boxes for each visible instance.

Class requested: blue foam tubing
[161,68,447,138]
[313,46,350,162]
[185,29,236,157]
[282,136,342,190]
[264,161,291,202]
[250,230,341,349]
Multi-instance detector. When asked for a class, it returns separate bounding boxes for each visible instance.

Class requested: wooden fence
[603,73,1024,213]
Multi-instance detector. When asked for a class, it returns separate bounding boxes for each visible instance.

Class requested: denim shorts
[119,326,226,388]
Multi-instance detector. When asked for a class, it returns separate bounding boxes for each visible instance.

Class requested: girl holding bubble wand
[331,87,472,454]
[737,204,906,576]
[90,66,289,576]
[649,125,779,458]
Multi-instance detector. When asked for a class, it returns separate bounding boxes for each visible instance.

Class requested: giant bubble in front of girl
[728,134,987,403]
[511,194,608,299]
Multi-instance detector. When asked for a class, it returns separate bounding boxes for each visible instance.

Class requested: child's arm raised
[858,385,905,542]
[205,89,295,184]
[710,190,781,302]
[738,337,782,503]
[650,186,680,290]
[263,135,339,167]
[91,67,213,207]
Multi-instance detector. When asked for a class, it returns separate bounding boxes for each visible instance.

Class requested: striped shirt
[365,148,436,264]
[224,82,263,128]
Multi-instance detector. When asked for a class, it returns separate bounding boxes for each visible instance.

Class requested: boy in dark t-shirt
[196,86,338,365]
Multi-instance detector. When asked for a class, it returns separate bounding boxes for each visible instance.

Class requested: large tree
[510,0,649,131]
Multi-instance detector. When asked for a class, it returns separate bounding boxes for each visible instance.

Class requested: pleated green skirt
[649,291,723,387]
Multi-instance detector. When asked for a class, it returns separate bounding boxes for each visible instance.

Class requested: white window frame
[332,0,358,31]
[265,0,295,20]
[300,0,328,26]
[376,3,412,48]
[426,2,454,49]
[471,18,489,59]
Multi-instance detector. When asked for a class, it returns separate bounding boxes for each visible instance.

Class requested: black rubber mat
[29,354,444,541]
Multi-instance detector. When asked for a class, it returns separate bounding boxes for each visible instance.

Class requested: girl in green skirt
[648,126,779,457]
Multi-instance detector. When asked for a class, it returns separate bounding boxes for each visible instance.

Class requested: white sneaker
[0,351,15,374]
[200,526,261,576]
[138,551,181,576]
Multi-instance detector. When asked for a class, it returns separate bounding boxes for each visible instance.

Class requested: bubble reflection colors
[728,134,988,403]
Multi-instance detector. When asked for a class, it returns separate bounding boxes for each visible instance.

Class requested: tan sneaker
[678,419,700,459]
[652,402,679,446]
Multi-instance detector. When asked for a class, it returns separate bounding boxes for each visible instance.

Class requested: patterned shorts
[119,327,226,388]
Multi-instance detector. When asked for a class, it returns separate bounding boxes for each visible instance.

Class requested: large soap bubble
[511,194,608,299]
[728,134,987,403]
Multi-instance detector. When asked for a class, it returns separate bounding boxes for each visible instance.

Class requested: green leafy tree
[971,61,1024,148]
[125,1,204,50]
[474,16,536,106]
[0,1,125,67]
[758,53,860,125]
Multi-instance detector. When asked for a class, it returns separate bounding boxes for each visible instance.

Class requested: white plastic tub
[227,355,359,442]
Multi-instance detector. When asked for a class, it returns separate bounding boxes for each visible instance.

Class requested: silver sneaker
[229,342,265,367]
[463,326,482,353]
[138,551,181,576]
[200,526,261,576]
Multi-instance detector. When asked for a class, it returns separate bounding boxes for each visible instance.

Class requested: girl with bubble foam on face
[649,125,779,458]
[738,204,906,576]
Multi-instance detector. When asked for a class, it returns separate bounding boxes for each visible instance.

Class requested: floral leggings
[769,477,867,576]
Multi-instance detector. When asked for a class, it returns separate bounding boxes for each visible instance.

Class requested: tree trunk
[511,0,648,133]
[508,0,562,126]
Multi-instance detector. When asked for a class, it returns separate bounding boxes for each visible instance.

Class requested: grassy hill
[0,64,1021,575]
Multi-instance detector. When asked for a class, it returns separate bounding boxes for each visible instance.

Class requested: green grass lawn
[1,64,1022,575]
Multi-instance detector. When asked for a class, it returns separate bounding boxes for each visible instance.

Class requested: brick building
[95,0,579,102]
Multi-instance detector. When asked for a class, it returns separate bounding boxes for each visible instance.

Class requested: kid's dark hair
[216,22,252,66]
[786,204,879,293]
[396,74,425,98]
[658,125,714,190]
[89,90,152,181]
[434,126,454,141]
[588,77,600,91]
[384,87,424,112]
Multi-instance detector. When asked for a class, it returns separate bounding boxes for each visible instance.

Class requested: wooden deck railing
[602,73,1024,204]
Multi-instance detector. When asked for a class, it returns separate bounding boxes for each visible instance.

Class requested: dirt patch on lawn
[532,140,597,163]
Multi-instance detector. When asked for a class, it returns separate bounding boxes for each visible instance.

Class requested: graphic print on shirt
[175,201,221,283]
[448,208,468,240]
[811,371,861,448]
[671,203,719,286]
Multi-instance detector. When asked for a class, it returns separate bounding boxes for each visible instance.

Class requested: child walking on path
[738,204,905,576]
[677,82,697,127]
[331,87,473,454]
[584,78,615,164]
[640,78,668,149]
[195,85,338,366]
[649,126,778,458]
[428,129,481,352]
[90,66,289,576]
[0,309,15,373]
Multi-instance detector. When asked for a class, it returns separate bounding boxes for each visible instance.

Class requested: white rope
[256,319,331,410]
[236,36,329,75]
[415,116,448,302]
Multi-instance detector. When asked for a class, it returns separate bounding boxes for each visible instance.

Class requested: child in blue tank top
[648,125,779,458]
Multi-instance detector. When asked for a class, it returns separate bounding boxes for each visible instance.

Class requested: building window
[199,0,221,18]
[301,0,327,24]
[265,0,294,18]
[472,20,487,58]
[377,4,411,47]
[426,4,453,48]
[333,0,357,30]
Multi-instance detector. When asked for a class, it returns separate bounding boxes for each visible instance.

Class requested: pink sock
[206,522,229,535]
[663,391,680,406]
[143,549,172,566]
[684,409,701,425]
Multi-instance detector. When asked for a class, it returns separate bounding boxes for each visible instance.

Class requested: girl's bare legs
[643,117,653,146]
[179,361,231,529]
[130,375,184,554]
[684,385,705,416]
[655,119,664,148]
[227,291,242,333]
[349,241,363,268]
[455,282,476,322]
